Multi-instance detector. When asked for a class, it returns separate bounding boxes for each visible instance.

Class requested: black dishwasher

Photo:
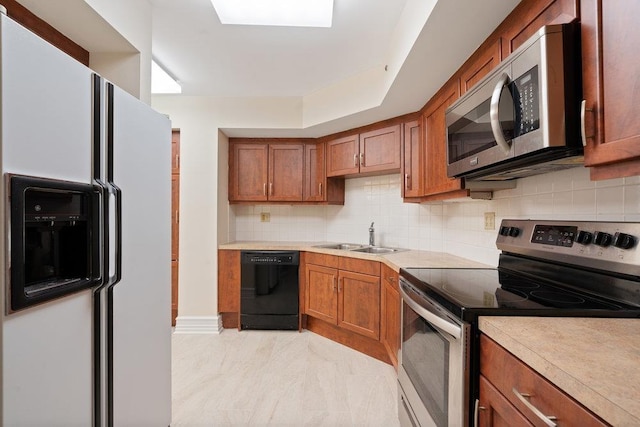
[240,251,299,330]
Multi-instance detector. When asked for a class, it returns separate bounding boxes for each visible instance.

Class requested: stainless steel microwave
[446,23,584,181]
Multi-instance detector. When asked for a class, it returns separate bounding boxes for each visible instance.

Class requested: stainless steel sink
[314,243,408,254]
[314,243,367,250]
[351,246,406,254]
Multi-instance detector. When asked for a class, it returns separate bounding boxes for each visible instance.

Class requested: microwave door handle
[399,283,461,339]
[490,72,512,154]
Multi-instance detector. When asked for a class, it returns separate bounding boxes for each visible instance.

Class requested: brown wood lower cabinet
[380,264,400,369]
[304,254,381,340]
[302,252,391,363]
[218,250,241,328]
[479,334,609,427]
[217,250,396,365]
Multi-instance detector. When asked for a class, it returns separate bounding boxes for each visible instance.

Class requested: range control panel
[497,220,640,276]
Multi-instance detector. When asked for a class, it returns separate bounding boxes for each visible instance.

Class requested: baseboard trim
[173,315,222,334]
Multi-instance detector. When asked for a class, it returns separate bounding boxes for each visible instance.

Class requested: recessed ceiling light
[211,0,334,28]
[151,60,182,94]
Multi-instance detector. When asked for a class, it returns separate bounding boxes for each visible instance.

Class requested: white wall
[233,167,640,266]
[151,95,304,323]
[85,0,153,102]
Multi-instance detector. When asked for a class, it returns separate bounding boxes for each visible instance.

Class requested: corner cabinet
[304,253,381,340]
[303,142,345,204]
[326,124,401,178]
[478,334,608,427]
[581,0,640,179]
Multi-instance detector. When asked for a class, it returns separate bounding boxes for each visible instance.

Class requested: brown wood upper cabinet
[303,143,325,202]
[229,141,303,202]
[326,124,401,177]
[581,0,640,180]
[422,82,468,200]
[402,119,423,199]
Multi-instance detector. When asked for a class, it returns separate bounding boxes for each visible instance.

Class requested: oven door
[398,278,470,427]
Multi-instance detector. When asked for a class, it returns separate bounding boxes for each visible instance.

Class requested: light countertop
[218,241,492,271]
[479,316,640,426]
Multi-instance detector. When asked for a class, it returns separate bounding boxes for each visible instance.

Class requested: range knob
[508,227,520,237]
[593,231,613,247]
[499,226,510,236]
[613,232,636,250]
[575,230,593,245]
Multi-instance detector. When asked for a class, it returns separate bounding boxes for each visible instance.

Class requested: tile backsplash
[231,167,640,266]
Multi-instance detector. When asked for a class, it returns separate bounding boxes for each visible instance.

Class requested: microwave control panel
[513,65,540,136]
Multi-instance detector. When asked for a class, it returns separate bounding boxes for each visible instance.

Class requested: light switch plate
[260,212,270,222]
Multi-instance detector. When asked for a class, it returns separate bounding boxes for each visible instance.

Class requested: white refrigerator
[0,12,172,427]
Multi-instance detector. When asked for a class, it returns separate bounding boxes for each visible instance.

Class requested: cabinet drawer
[480,335,608,427]
[305,252,339,268]
[339,257,380,276]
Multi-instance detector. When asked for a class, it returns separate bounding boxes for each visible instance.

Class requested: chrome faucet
[369,222,375,246]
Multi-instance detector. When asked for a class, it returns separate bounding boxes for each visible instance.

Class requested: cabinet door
[338,270,380,340]
[326,133,360,177]
[171,174,179,260]
[478,376,534,427]
[423,84,467,198]
[480,334,609,427]
[359,124,401,175]
[229,143,269,201]
[218,250,241,314]
[171,129,180,174]
[303,143,326,202]
[171,260,178,327]
[268,144,303,201]
[305,264,338,324]
[402,119,423,198]
[500,0,578,55]
[380,264,400,368]
[459,39,502,96]
[582,0,640,179]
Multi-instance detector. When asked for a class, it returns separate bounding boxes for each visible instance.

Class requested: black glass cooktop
[400,267,640,321]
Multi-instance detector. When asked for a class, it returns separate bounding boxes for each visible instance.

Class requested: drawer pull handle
[512,387,557,426]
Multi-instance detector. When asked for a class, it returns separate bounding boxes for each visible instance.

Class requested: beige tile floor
[171,329,400,426]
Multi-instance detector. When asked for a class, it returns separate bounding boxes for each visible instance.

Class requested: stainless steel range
[397,219,640,427]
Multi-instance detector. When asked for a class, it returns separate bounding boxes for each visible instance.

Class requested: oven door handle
[399,283,462,339]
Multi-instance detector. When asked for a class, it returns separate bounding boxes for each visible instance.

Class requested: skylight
[211,0,334,28]
[151,60,182,94]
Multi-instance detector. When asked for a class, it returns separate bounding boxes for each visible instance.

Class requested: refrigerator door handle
[108,182,122,286]
[105,81,122,288]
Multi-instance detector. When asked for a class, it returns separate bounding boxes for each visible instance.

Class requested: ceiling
[149,0,411,98]
[17,0,523,137]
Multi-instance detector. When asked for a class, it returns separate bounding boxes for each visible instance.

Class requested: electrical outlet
[484,212,495,230]
[260,212,270,222]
